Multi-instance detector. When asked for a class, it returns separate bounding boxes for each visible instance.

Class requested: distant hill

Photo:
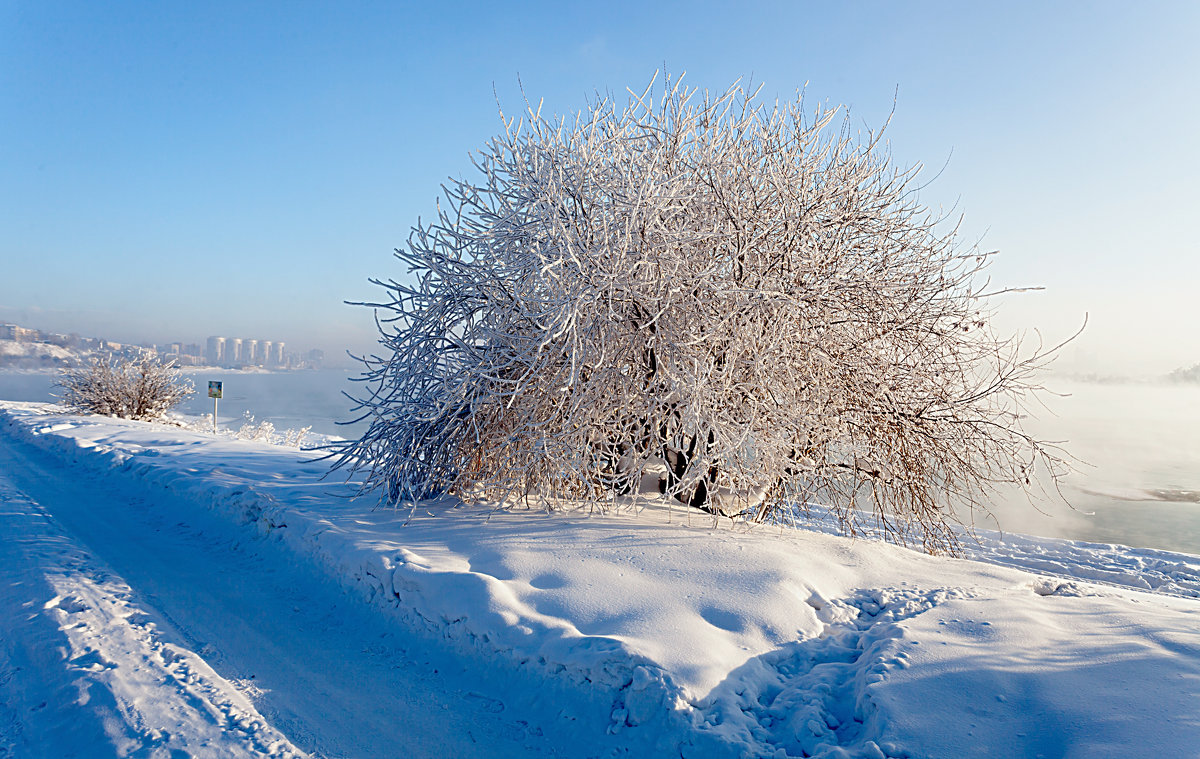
[1168,363,1200,383]
[0,339,90,369]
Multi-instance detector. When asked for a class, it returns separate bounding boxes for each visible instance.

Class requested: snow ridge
[780,508,1200,600]
[961,532,1200,599]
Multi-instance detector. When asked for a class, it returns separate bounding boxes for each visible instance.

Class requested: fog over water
[2,371,1197,556]
[983,380,1200,556]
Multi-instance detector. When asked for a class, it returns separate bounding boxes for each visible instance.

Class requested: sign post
[207,381,223,434]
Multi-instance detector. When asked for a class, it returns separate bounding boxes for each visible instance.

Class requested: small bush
[235,412,311,446]
[56,355,194,421]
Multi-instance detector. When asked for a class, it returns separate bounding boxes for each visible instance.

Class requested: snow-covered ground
[1,401,1198,758]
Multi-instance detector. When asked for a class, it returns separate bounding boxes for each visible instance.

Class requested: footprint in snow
[527,573,567,590]
[1030,579,1090,597]
[44,595,90,614]
[699,605,746,633]
[464,691,505,713]
[69,650,116,672]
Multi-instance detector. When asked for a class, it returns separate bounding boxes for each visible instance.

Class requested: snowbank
[2,401,1198,758]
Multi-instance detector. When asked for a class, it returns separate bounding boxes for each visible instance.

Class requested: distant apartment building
[158,342,202,365]
[256,340,287,367]
[206,336,226,366]
[0,323,36,341]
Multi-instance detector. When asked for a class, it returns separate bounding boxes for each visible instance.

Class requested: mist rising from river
[976,380,1200,554]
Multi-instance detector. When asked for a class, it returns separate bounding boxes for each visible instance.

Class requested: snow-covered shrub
[231,412,312,447]
[169,410,313,448]
[236,412,276,442]
[280,425,312,448]
[56,355,194,421]
[330,73,1074,552]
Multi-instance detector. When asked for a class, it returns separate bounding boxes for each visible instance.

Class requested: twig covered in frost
[328,72,1077,554]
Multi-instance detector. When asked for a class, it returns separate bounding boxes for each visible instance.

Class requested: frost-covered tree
[56,354,194,421]
[331,74,1074,552]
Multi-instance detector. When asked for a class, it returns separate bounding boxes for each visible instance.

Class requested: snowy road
[0,431,570,758]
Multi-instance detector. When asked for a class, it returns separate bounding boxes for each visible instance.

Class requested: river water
[2,370,1197,555]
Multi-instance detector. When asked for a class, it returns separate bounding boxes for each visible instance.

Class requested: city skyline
[0,319,325,369]
[204,336,286,368]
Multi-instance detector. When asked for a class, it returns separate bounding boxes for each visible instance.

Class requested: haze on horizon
[2,2,1198,376]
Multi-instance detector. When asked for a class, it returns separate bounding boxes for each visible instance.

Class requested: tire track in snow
[0,427,569,758]
[0,469,303,758]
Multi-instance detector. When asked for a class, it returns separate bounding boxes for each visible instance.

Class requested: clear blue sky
[2,1,1197,372]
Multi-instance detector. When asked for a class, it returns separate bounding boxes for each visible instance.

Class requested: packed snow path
[0,432,570,758]
[0,470,304,758]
